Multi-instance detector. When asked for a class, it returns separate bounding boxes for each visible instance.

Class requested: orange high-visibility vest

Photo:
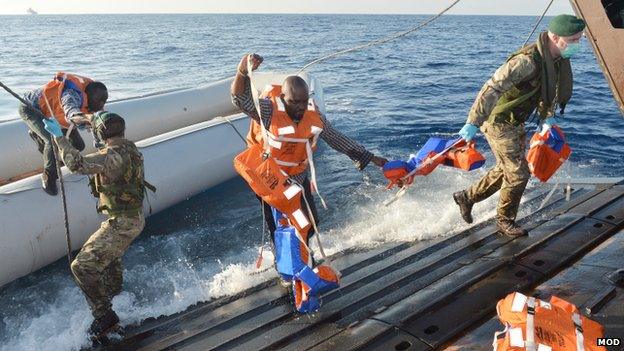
[246,84,324,176]
[38,72,93,128]
[494,292,606,351]
[234,85,324,236]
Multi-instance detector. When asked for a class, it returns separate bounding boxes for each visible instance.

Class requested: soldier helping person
[43,111,154,341]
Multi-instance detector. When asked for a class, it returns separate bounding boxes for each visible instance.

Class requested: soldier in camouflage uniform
[43,111,152,340]
[453,15,585,237]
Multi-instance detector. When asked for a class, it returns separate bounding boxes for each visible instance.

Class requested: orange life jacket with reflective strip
[494,292,606,351]
[526,125,571,183]
[246,84,324,176]
[234,85,324,236]
[38,72,93,128]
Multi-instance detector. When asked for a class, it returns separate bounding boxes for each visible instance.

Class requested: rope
[0,80,75,269]
[522,0,556,47]
[298,0,462,73]
[220,116,248,145]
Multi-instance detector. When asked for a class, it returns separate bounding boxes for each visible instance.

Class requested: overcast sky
[0,0,574,16]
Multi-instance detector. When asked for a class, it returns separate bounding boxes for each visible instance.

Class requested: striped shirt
[231,77,374,184]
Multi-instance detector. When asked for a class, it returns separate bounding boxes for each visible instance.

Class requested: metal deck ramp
[99,179,624,351]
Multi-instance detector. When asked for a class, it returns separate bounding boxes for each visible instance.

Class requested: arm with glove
[458,54,540,141]
[42,118,113,175]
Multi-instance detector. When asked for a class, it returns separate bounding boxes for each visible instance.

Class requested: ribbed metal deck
[97,179,624,351]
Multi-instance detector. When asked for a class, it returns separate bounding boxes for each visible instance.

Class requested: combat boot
[496,218,528,237]
[453,190,474,224]
[90,309,120,342]
[41,171,58,196]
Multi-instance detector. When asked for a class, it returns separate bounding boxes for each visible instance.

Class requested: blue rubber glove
[542,117,559,129]
[42,118,63,137]
[458,123,479,142]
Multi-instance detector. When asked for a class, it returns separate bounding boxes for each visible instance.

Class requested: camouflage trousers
[466,122,530,221]
[71,214,145,320]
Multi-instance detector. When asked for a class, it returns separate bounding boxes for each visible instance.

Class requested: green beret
[549,14,586,36]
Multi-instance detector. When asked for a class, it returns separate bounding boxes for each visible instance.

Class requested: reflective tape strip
[283,184,302,200]
[511,292,528,312]
[526,297,537,351]
[275,159,300,167]
[262,84,274,95]
[492,326,509,351]
[268,137,282,149]
[573,313,585,351]
[277,136,309,143]
[292,209,310,229]
[509,327,525,347]
[276,97,286,111]
[266,131,308,144]
[539,301,551,309]
[530,140,546,148]
[311,126,323,135]
[537,344,552,351]
[278,126,295,135]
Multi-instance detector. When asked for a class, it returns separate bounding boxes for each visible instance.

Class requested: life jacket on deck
[38,72,93,128]
[234,85,324,236]
[383,137,486,189]
[526,125,571,183]
[493,292,605,351]
[272,209,340,313]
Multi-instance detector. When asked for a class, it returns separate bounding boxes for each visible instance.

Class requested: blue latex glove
[542,117,559,129]
[458,123,479,142]
[42,118,63,137]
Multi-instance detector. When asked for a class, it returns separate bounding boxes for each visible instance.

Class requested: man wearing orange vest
[20,72,108,195]
[231,54,387,263]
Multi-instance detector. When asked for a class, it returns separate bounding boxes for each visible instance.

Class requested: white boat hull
[0,72,325,287]
[0,71,325,183]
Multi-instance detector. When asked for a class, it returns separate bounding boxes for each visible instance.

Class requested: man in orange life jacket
[231,54,387,259]
[20,72,108,195]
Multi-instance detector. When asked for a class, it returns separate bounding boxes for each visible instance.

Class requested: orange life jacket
[246,84,324,176]
[494,292,606,351]
[38,72,93,128]
[445,142,486,171]
[526,125,572,182]
[234,85,324,236]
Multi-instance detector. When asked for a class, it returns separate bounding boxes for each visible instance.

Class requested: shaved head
[283,76,309,96]
[281,76,310,120]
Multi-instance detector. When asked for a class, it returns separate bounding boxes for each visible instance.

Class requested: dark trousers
[19,104,85,178]
[258,178,319,246]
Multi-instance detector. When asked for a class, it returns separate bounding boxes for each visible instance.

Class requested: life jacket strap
[525,297,537,351]
[573,312,585,351]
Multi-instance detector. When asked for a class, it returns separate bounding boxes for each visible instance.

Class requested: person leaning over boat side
[453,14,585,237]
[20,72,108,196]
[42,112,152,342]
[231,53,387,259]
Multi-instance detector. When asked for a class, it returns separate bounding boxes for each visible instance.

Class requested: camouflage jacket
[55,136,146,217]
[467,52,544,127]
